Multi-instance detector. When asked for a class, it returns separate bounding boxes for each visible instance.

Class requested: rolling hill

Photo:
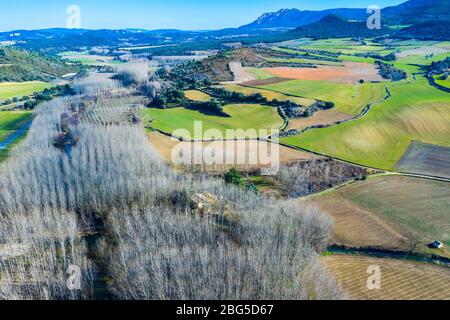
[383,0,450,25]
[396,20,450,40]
[288,15,387,39]
[0,47,81,82]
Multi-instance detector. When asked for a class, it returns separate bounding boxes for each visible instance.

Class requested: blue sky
[0,0,406,31]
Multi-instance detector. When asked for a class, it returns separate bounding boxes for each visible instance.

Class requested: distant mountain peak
[250,8,302,27]
[240,7,367,30]
[240,0,450,30]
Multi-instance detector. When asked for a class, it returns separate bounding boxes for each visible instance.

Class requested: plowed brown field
[264,62,383,84]
[323,255,450,300]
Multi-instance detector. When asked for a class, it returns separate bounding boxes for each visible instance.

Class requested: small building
[429,241,444,249]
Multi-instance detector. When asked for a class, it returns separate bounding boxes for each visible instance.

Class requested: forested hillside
[0,47,81,82]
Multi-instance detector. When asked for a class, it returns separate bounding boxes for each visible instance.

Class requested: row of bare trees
[0,84,343,299]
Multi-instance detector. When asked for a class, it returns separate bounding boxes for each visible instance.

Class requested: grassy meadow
[0,81,53,100]
[0,111,32,161]
[434,74,450,88]
[144,104,283,140]
[59,51,123,66]
[244,67,274,80]
[259,80,387,115]
[184,90,212,102]
[222,84,315,106]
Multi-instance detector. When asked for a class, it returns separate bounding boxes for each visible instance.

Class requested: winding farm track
[280,86,392,138]
[427,71,450,93]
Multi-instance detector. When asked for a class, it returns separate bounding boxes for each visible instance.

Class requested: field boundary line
[275,141,450,183]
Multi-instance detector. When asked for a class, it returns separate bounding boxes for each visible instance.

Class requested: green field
[0,111,32,161]
[259,80,386,115]
[0,111,31,129]
[222,84,315,106]
[276,38,389,58]
[244,67,274,80]
[145,104,284,140]
[281,77,450,170]
[434,74,450,88]
[265,56,343,66]
[319,175,450,252]
[0,81,53,100]
[184,90,212,102]
[59,52,123,66]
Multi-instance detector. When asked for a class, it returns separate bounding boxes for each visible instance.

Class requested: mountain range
[240,0,450,30]
[0,0,448,50]
[240,8,367,30]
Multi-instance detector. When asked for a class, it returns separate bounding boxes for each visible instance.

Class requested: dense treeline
[430,57,450,74]
[395,20,450,41]
[375,61,407,81]
[288,15,388,39]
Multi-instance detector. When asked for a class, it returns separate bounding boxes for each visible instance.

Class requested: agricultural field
[310,175,450,256]
[434,74,450,89]
[396,141,450,179]
[59,51,123,66]
[259,79,387,115]
[287,109,354,131]
[264,56,343,66]
[263,62,383,83]
[244,67,274,80]
[323,255,450,300]
[277,38,390,55]
[281,77,450,170]
[0,81,53,101]
[183,90,212,102]
[144,104,283,140]
[222,84,315,106]
[0,111,32,161]
[393,52,450,75]
[147,131,319,172]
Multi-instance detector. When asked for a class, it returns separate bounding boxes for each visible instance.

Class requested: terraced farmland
[145,104,283,140]
[323,255,450,300]
[282,77,450,170]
